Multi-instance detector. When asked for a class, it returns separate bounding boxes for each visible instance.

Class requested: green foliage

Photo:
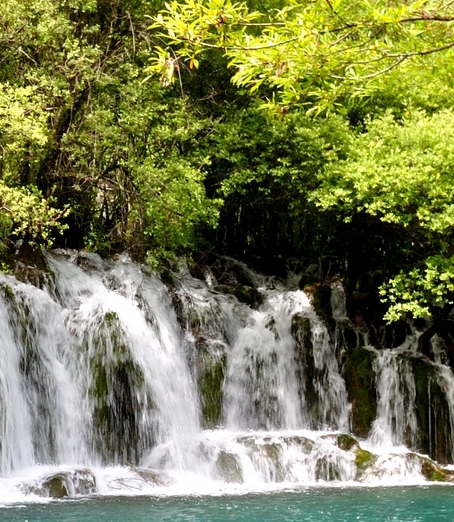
[382,256,454,321]
[201,105,351,257]
[314,109,454,320]
[0,0,220,261]
[3,0,454,327]
[315,110,454,232]
[0,183,67,246]
[149,0,454,112]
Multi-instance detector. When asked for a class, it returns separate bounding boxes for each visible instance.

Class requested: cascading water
[368,349,419,449]
[2,249,454,503]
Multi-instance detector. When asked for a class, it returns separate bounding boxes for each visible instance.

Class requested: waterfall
[2,250,454,501]
[368,349,418,449]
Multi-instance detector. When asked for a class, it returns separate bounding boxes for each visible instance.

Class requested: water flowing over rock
[1,250,454,501]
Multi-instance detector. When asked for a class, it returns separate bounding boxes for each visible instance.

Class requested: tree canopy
[149,0,454,112]
[1,0,454,328]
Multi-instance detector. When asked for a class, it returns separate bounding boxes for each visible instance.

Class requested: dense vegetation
[2,0,454,326]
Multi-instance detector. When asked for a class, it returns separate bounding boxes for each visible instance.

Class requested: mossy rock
[337,433,359,452]
[87,314,148,465]
[343,347,377,438]
[0,282,15,301]
[355,448,375,470]
[418,455,454,482]
[197,341,227,428]
[354,448,378,480]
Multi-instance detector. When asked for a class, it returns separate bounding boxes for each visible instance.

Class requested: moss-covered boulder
[419,455,454,482]
[337,433,359,452]
[82,311,152,465]
[343,347,377,438]
[196,340,227,428]
[355,448,377,477]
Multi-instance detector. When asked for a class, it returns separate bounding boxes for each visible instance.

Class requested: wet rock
[291,313,318,421]
[232,285,264,309]
[337,433,359,452]
[237,437,286,482]
[196,340,227,428]
[210,257,257,288]
[282,435,314,454]
[315,459,343,482]
[354,448,377,480]
[135,468,173,486]
[215,451,243,483]
[25,469,97,498]
[298,264,319,288]
[410,356,453,464]
[336,319,362,360]
[304,283,336,331]
[418,455,454,482]
[344,347,377,438]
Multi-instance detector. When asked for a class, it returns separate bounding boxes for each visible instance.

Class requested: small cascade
[310,319,350,431]
[51,252,201,469]
[368,349,418,449]
[0,275,85,473]
[2,250,454,501]
[0,291,34,474]
[429,363,454,462]
[223,292,309,431]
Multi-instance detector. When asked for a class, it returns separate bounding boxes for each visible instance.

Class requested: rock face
[344,347,377,438]
[196,340,227,428]
[25,469,97,498]
[215,451,243,483]
[292,278,454,463]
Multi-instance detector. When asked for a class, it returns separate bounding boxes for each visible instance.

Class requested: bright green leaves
[149,0,454,112]
[137,157,221,267]
[314,110,454,233]
[314,109,454,321]
[0,84,49,183]
[0,183,68,247]
[382,256,454,321]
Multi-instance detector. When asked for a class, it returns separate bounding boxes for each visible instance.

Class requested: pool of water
[2,486,454,522]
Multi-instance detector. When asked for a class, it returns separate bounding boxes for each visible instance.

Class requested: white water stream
[0,250,454,503]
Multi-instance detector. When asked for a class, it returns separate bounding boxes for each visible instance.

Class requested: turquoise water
[2,487,454,522]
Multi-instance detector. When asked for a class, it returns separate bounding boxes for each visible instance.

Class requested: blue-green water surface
[2,487,454,522]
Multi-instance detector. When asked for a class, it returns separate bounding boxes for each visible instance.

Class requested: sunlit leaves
[314,109,454,320]
[0,183,67,245]
[148,0,454,111]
